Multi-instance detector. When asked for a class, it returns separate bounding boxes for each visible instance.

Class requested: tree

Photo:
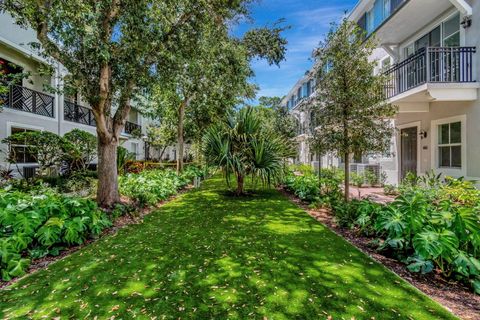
[313,19,397,201]
[1,0,257,206]
[252,96,297,140]
[63,129,97,172]
[148,21,287,173]
[202,107,294,195]
[2,131,66,176]
[145,123,176,161]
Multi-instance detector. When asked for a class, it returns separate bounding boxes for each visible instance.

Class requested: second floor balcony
[64,99,142,136]
[1,84,55,118]
[383,47,478,107]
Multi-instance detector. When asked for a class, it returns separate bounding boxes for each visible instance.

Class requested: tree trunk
[97,137,119,207]
[344,153,350,202]
[236,174,245,195]
[177,102,186,173]
[159,146,167,161]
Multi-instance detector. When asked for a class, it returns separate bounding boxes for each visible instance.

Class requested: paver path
[0,177,456,319]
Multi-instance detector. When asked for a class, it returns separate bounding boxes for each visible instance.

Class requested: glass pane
[439,146,451,167]
[443,13,460,39]
[451,146,461,168]
[444,32,460,47]
[430,26,441,47]
[438,124,450,144]
[415,34,429,51]
[450,121,461,143]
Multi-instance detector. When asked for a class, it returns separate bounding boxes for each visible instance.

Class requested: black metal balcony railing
[1,84,55,118]
[384,47,476,99]
[64,100,96,126]
[124,121,141,135]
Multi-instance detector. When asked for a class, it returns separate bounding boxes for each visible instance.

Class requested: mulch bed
[281,189,480,320]
[0,185,194,290]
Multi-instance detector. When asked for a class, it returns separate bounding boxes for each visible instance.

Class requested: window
[366,10,374,34]
[9,127,37,164]
[383,0,391,19]
[442,13,460,47]
[131,142,139,160]
[381,57,392,72]
[438,121,461,168]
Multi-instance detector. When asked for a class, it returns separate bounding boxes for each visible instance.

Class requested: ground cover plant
[0,187,111,281]
[119,166,208,206]
[0,176,456,319]
[332,172,480,294]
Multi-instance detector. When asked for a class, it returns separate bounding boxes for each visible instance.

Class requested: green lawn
[0,177,456,319]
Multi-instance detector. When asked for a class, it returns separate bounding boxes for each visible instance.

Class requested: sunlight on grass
[0,176,457,319]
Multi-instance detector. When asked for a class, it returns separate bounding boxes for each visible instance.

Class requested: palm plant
[202,107,293,195]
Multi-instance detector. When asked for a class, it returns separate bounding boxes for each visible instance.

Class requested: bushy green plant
[63,129,97,172]
[117,146,135,175]
[350,172,364,188]
[343,171,480,293]
[0,187,111,280]
[364,170,378,186]
[283,168,342,207]
[119,167,206,206]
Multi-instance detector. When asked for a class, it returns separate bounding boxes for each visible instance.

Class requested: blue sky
[236,0,357,101]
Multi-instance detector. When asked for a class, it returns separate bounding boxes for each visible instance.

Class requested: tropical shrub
[0,187,111,280]
[202,107,294,195]
[117,146,135,174]
[343,172,480,293]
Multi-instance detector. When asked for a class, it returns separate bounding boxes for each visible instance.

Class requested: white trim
[430,115,467,178]
[7,121,44,134]
[2,106,59,121]
[0,36,48,64]
[448,0,472,16]
[397,121,422,180]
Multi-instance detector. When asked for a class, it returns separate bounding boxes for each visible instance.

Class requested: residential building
[349,0,479,184]
[283,69,340,170]
[0,12,150,177]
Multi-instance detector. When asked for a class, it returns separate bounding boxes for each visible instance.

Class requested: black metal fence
[384,47,476,99]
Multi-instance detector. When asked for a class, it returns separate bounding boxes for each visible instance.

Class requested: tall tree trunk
[344,152,350,202]
[236,174,244,195]
[177,102,186,173]
[97,137,119,207]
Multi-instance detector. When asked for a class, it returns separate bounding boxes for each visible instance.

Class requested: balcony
[64,100,96,126]
[2,84,55,118]
[64,100,142,135]
[383,47,478,109]
[124,121,142,135]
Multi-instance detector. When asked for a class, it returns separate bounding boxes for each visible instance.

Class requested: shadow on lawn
[0,177,457,319]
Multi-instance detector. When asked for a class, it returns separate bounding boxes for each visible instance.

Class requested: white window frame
[6,122,44,165]
[431,115,466,177]
[131,142,139,160]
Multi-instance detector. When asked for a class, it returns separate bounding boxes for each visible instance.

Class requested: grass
[0,176,456,319]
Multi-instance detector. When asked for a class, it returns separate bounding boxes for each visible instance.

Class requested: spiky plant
[202,107,293,195]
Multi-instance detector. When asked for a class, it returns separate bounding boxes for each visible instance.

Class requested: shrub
[350,172,364,188]
[283,168,342,207]
[119,167,206,206]
[343,172,480,293]
[0,187,111,280]
[63,129,97,173]
[364,170,378,186]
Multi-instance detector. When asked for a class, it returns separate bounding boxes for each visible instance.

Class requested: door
[400,127,418,181]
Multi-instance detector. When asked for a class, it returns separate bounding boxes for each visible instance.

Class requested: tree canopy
[312,19,397,201]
